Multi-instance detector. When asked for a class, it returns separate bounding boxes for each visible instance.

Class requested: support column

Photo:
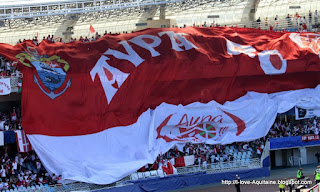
[299,147,307,165]
[160,5,166,20]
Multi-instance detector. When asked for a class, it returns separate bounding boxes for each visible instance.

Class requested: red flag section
[0,28,318,136]
[89,25,95,33]
[174,155,195,167]
[162,162,174,175]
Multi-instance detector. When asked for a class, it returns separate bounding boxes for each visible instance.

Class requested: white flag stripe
[28,85,320,184]
[0,131,4,146]
[15,130,32,152]
[184,155,194,166]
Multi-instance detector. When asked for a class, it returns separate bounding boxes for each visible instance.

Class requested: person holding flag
[89,24,95,38]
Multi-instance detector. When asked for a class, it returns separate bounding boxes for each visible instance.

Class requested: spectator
[265,17,268,27]
[256,17,261,25]
[309,10,312,23]
[286,14,292,27]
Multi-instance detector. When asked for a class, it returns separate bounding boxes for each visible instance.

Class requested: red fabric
[162,162,174,175]
[0,27,319,136]
[174,156,186,167]
[90,25,95,33]
[303,23,307,30]
[152,163,157,170]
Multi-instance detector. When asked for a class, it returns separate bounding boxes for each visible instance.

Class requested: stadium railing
[36,157,261,191]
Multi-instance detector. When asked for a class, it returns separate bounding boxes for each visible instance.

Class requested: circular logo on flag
[197,123,216,139]
[258,50,287,75]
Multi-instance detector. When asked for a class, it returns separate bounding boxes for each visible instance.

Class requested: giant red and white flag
[0,27,320,184]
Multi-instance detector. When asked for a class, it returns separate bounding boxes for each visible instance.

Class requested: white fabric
[28,85,320,184]
[15,130,31,153]
[0,131,3,146]
[0,121,4,131]
[183,155,195,166]
[0,78,11,95]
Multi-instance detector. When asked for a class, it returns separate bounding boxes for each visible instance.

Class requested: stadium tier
[1,1,320,192]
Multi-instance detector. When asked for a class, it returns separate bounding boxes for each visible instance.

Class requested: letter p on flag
[90,25,95,34]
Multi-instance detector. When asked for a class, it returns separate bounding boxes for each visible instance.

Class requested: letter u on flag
[15,130,32,152]
[89,25,95,34]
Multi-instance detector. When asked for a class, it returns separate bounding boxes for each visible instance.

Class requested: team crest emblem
[16,47,71,99]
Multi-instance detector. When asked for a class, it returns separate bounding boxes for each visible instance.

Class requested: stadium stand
[2,0,320,191]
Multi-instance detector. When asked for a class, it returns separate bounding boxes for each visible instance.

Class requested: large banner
[295,107,320,120]
[0,78,11,95]
[0,27,320,184]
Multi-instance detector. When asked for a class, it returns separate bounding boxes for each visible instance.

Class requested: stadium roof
[0,0,76,7]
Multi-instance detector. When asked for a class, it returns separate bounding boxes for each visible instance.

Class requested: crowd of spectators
[11,10,320,47]
[0,107,22,132]
[268,117,320,138]
[139,116,320,172]
[0,149,61,190]
[0,57,20,78]
[255,10,320,32]
[139,137,266,173]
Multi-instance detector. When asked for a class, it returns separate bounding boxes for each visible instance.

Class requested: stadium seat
[144,171,151,178]
[150,170,158,177]
[157,170,165,178]
[131,173,139,180]
[137,172,145,179]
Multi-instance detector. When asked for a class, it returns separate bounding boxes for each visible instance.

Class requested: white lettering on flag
[90,55,129,104]
[91,31,200,104]
[158,31,199,51]
[226,39,257,58]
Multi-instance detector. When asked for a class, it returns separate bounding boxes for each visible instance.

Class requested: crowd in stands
[0,107,22,132]
[0,57,20,78]
[255,10,320,32]
[139,138,266,173]
[12,10,320,46]
[0,149,61,190]
[139,116,320,173]
[268,117,320,138]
